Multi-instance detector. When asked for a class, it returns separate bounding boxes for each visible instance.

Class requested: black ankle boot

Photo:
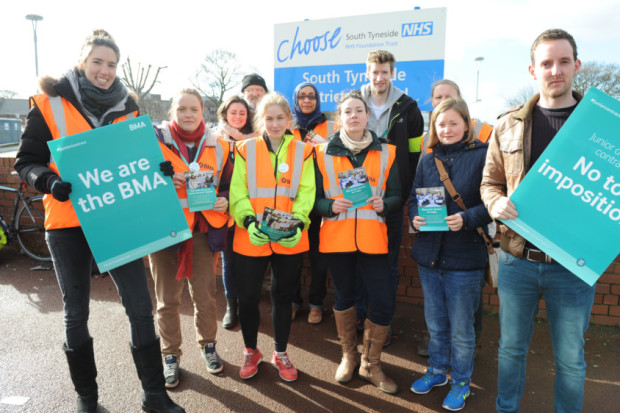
[222,297,238,329]
[130,338,185,413]
[63,338,98,413]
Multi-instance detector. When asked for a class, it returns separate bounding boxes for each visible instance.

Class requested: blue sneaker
[410,367,448,394]
[442,380,470,411]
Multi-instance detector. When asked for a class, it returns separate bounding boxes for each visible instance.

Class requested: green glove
[248,222,269,246]
[278,227,302,248]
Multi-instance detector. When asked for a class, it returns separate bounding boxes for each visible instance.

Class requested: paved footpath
[1,247,618,412]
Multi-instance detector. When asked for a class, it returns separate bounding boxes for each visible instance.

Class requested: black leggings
[234,252,302,352]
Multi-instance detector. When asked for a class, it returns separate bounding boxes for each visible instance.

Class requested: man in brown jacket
[481,29,596,413]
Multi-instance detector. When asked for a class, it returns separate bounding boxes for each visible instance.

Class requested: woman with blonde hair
[229,92,315,382]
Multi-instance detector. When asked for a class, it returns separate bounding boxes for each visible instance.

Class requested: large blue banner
[48,116,191,272]
[504,88,620,285]
[275,60,444,112]
[274,8,446,112]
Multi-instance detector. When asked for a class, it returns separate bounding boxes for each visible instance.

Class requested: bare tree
[573,62,619,99]
[504,84,537,108]
[0,90,17,99]
[193,49,245,120]
[120,57,167,118]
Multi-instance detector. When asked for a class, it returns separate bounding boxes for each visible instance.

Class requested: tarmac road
[1,246,618,412]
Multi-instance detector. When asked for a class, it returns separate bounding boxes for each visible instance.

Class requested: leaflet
[416,186,448,231]
[260,207,301,242]
[185,170,217,212]
[338,166,373,210]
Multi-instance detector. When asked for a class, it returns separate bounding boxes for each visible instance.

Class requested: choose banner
[274,8,446,111]
[48,116,192,272]
[504,88,620,286]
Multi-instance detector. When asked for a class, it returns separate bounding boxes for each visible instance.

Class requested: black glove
[160,161,174,177]
[49,176,72,202]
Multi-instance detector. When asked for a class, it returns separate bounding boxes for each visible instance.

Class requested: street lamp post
[474,56,484,102]
[25,14,43,78]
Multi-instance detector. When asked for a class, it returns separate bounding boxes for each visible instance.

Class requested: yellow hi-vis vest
[233,137,313,256]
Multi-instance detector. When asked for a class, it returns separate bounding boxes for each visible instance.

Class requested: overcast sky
[2,0,619,123]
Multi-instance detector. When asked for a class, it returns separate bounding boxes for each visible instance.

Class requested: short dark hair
[530,29,578,65]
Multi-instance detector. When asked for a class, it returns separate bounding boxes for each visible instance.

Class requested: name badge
[278,163,289,173]
[189,162,200,172]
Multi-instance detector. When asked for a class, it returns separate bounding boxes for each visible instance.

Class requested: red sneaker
[239,347,262,379]
[271,351,298,382]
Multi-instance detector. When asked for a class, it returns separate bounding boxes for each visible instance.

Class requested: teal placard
[47,116,192,272]
[504,88,620,286]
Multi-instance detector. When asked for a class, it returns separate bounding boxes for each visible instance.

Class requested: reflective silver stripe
[256,213,263,222]
[245,140,258,198]
[179,198,189,208]
[473,121,483,139]
[276,186,292,198]
[322,153,342,198]
[256,187,276,198]
[48,96,67,138]
[205,131,217,147]
[47,96,66,164]
[125,112,135,120]
[287,141,307,200]
[210,139,225,188]
[375,144,390,198]
[324,209,384,223]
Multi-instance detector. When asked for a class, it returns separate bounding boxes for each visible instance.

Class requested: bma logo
[402,21,433,37]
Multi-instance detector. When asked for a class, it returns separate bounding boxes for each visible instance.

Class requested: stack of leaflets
[416,186,448,231]
[304,130,327,145]
[338,166,373,210]
[185,170,217,212]
[260,207,302,241]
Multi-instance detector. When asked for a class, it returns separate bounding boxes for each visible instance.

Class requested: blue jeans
[496,251,595,413]
[355,207,403,322]
[221,226,236,299]
[418,265,484,384]
[327,252,394,327]
[47,227,156,349]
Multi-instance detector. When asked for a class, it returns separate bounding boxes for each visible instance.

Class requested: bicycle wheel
[16,195,51,262]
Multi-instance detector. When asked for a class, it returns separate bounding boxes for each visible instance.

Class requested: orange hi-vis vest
[158,124,230,230]
[234,137,313,256]
[423,120,493,154]
[30,94,136,230]
[316,143,396,254]
[291,120,334,142]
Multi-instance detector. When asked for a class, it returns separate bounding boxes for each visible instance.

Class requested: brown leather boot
[358,319,399,394]
[333,306,359,383]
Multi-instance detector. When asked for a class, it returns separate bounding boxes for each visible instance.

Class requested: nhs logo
[401,21,433,37]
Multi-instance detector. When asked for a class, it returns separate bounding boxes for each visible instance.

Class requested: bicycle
[0,172,51,262]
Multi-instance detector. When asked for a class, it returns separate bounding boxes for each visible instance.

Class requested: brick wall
[2,154,619,325]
